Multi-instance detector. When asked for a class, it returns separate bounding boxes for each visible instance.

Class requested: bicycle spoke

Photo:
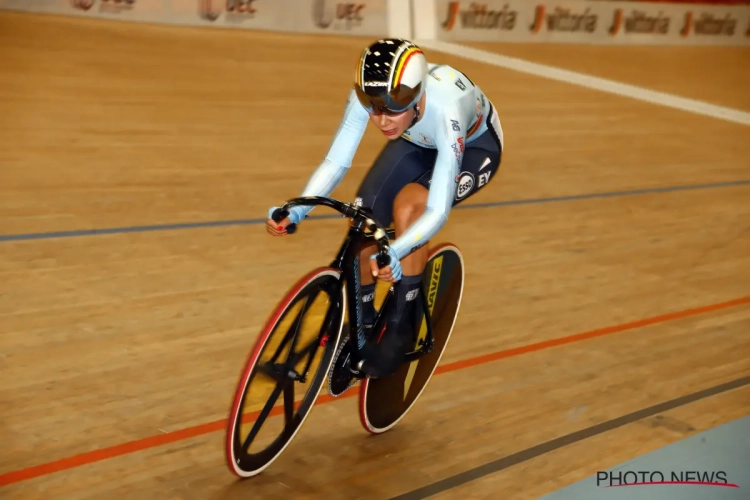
[300,296,337,376]
[286,337,319,371]
[285,290,318,363]
[256,361,283,382]
[267,327,296,366]
[267,289,318,365]
[239,327,321,452]
[242,381,285,452]
[283,382,295,431]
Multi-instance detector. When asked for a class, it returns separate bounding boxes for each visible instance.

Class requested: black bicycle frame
[331,217,391,362]
[272,196,435,363]
[329,217,437,365]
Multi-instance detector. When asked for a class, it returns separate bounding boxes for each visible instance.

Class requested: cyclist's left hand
[369,247,402,283]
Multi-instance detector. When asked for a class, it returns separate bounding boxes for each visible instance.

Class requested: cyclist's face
[368,107,414,140]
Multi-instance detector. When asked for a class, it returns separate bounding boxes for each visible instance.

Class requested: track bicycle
[225,196,465,477]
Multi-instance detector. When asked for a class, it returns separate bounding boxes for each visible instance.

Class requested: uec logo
[71,0,135,10]
[313,0,365,29]
[71,0,95,10]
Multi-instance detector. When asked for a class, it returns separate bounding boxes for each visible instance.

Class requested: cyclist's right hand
[266,216,292,236]
[266,206,304,236]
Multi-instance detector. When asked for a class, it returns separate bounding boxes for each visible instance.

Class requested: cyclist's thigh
[356,138,437,227]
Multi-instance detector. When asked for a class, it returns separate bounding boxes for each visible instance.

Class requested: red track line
[436,296,750,374]
[1,295,748,487]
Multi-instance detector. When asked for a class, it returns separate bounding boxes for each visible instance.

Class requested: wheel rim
[360,244,465,433]
[226,270,345,476]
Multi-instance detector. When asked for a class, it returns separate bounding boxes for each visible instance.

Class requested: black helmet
[353,38,428,113]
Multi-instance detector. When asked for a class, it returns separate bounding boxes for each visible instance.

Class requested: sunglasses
[353,82,422,114]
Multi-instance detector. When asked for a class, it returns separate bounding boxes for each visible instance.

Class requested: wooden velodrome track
[1,11,749,499]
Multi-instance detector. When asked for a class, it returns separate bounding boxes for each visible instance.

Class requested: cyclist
[266,38,504,380]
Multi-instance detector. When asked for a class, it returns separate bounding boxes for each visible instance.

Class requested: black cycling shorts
[355,114,502,228]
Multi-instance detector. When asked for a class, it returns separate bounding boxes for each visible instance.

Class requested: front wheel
[225,268,346,477]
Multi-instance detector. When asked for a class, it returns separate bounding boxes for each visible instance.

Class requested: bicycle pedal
[349,359,370,379]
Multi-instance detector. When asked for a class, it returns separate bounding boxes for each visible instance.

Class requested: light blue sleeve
[390,106,463,260]
[287,89,369,222]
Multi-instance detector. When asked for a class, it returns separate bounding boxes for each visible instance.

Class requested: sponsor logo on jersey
[441,2,517,32]
[530,5,598,34]
[680,11,737,37]
[609,9,671,36]
[451,137,465,159]
[455,172,474,200]
[478,170,492,188]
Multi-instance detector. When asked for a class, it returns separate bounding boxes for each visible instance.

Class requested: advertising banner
[434,0,750,46]
[0,0,390,36]
[1,0,747,44]
[167,0,295,31]
[296,0,389,36]
[0,0,166,23]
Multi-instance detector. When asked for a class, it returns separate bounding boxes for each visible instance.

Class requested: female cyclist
[266,38,504,380]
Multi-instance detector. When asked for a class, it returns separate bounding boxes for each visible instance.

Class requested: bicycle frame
[272,197,436,368]
[331,219,437,367]
[227,197,457,478]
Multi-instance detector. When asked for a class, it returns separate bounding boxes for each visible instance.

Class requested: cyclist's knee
[359,240,377,260]
[393,183,428,231]
[358,241,378,280]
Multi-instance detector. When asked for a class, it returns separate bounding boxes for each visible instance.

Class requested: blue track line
[1,179,748,243]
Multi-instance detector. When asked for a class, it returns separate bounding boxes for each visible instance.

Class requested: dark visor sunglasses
[353,82,422,114]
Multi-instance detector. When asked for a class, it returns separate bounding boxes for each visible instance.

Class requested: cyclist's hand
[266,216,292,236]
[369,247,402,283]
[266,206,304,236]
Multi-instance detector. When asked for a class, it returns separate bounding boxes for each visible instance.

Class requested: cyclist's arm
[292,89,369,220]
[390,107,463,260]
